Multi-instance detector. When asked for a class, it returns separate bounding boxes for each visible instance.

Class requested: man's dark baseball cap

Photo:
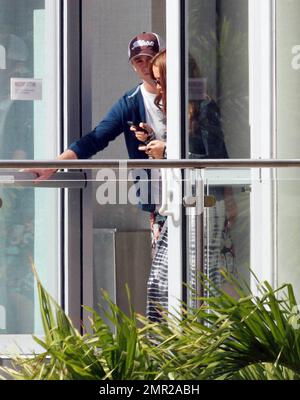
[128,32,164,61]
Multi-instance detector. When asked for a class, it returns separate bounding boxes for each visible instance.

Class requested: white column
[166,0,182,316]
[249,0,275,290]
[34,0,60,332]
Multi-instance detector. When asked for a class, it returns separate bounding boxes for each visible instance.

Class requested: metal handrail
[0,159,300,169]
[0,171,86,188]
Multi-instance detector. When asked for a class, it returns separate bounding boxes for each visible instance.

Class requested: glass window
[0,0,60,340]
[185,0,250,295]
[186,0,249,160]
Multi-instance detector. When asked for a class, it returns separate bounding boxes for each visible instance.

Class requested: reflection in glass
[187,0,249,159]
[186,0,250,299]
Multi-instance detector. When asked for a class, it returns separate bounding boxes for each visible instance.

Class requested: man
[29,32,166,189]
[28,33,168,322]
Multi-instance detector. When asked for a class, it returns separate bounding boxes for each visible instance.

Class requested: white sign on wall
[10,78,43,101]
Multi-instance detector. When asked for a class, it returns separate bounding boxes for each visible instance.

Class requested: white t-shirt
[140,84,166,140]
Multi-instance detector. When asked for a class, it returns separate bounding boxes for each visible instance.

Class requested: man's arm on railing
[24,149,78,181]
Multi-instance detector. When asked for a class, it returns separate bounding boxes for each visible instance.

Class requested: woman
[131,49,168,322]
[138,49,237,321]
[146,50,168,322]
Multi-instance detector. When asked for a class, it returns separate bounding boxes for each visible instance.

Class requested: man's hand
[21,149,78,182]
[139,140,166,159]
[23,168,57,182]
[130,122,153,143]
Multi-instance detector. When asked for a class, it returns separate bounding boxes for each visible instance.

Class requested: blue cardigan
[69,84,148,160]
[69,84,155,211]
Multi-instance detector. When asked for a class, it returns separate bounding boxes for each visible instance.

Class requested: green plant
[2,270,300,380]
[146,272,300,380]
[0,272,161,380]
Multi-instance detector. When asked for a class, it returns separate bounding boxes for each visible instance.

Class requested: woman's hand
[139,140,166,159]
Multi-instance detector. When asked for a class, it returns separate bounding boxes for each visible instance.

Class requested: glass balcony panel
[197,168,251,301]
[0,184,59,338]
[1,164,300,352]
[201,167,300,304]
[277,168,300,298]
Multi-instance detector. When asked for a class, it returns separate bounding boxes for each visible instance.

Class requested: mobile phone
[127,121,148,133]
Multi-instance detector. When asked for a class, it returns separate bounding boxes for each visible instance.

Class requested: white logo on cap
[132,40,155,50]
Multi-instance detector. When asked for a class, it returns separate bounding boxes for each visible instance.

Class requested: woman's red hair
[150,49,167,115]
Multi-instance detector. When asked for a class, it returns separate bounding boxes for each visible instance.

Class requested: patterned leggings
[147,212,168,323]
[146,203,236,321]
